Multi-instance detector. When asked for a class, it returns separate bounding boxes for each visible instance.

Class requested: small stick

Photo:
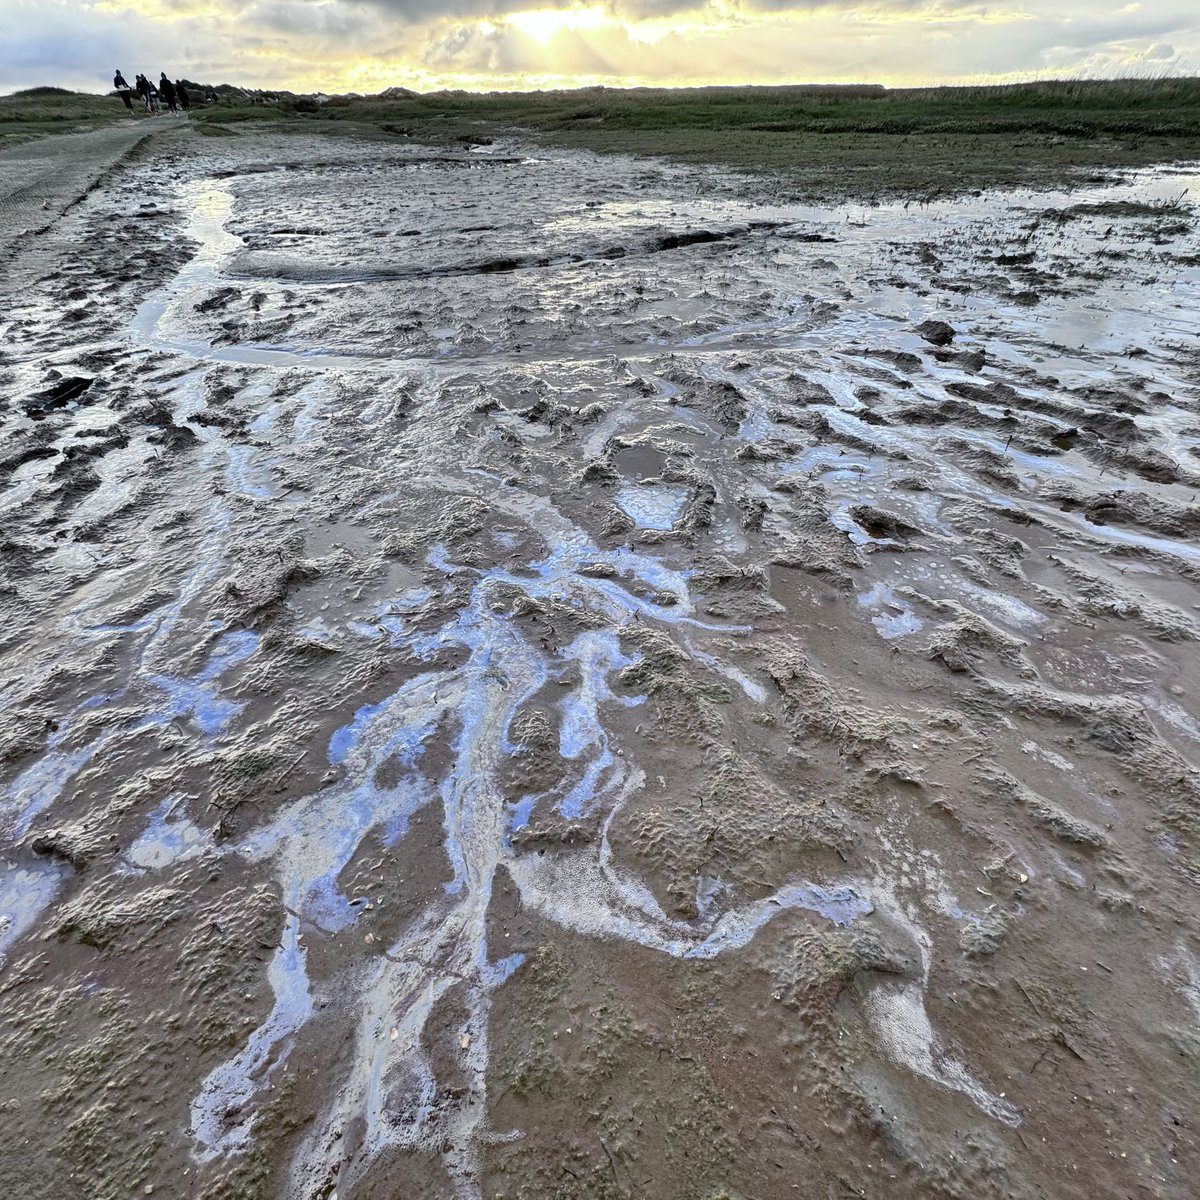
[1016,981,1044,1018]
[599,1137,618,1184]
[1055,1029,1087,1061]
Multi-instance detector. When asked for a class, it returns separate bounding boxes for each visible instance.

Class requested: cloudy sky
[2,0,1196,94]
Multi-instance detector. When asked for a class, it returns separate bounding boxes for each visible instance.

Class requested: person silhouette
[113,69,133,111]
[159,74,178,114]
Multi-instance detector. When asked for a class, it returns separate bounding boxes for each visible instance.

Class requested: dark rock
[915,319,956,347]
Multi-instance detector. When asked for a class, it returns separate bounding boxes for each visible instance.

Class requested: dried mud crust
[1,125,1200,1200]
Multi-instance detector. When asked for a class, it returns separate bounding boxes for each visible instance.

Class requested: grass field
[5,78,1200,196]
[0,85,143,144]
[318,78,1200,196]
[334,77,1200,137]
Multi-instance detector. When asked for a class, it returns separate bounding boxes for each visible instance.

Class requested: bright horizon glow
[2,0,1197,96]
[506,6,615,46]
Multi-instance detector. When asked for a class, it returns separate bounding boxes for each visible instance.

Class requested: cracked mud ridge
[2,124,1200,1200]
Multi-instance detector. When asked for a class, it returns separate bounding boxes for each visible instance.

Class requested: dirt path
[0,119,168,258]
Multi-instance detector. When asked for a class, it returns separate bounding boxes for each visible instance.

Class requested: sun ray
[506,4,615,46]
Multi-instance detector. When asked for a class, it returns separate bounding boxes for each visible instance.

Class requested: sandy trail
[0,119,168,259]
[1,125,1200,1200]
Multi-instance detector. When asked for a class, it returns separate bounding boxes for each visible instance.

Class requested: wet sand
[2,124,1200,1200]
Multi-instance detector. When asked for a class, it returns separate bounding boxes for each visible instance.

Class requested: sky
[2,0,1197,94]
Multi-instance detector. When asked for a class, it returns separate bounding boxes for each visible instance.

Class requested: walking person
[135,73,151,112]
[147,80,161,114]
[176,80,191,111]
[112,69,134,112]
[159,74,178,114]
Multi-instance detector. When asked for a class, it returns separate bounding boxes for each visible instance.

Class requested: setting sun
[506,5,614,46]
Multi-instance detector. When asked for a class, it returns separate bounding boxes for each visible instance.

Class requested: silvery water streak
[194,513,917,1200]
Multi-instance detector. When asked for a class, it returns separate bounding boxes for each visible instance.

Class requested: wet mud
[2,127,1200,1200]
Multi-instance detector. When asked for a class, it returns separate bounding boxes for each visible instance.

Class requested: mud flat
[2,122,1200,1200]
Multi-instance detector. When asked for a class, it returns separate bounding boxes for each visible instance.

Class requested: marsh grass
[5,77,1200,196]
[313,77,1200,196]
[0,87,143,144]
[328,77,1200,139]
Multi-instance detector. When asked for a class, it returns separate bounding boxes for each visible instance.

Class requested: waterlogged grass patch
[1061,196,1195,219]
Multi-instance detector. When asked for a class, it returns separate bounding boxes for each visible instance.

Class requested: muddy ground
[1,121,1200,1200]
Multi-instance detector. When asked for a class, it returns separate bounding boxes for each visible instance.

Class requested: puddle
[615,484,689,530]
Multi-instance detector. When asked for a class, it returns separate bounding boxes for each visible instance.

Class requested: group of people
[113,70,204,115]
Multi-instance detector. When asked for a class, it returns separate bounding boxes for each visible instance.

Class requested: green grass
[5,77,1200,197]
[305,77,1200,196]
[191,106,292,125]
[326,77,1200,139]
[0,87,145,144]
